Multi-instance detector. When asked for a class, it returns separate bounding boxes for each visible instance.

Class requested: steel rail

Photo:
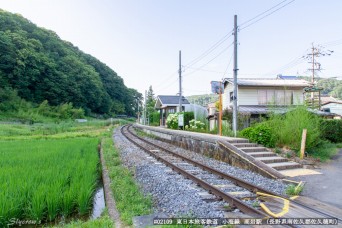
[130,125,342,223]
[121,125,267,217]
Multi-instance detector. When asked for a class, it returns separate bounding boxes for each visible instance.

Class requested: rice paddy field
[0,121,113,227]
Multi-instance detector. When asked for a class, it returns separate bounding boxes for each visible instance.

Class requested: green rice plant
[61,188,75,217]
[29,186,46,221]
[0,137,100,223]
[77,181,97,215]
[46,185,61,221]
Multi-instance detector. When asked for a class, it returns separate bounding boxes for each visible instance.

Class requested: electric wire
[183,42,234,78]
[239,0,296,31]
[184,31,234,68]
[239,0,289,27]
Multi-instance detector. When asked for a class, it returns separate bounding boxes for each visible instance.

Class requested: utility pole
[219,81,222,136]
[232,15,238,137]
[178,50,182,112]
[304,44,333,108]
[144,90,147,125]
[137,98,140,123]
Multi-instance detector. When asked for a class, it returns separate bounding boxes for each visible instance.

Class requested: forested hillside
[0,9,141,116]
[186,94,218,107]
[299,76,342,99]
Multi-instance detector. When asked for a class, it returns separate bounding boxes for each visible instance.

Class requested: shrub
[184,112,194,127]
[320,119,342,143]
[273,106,321,151]
[166,112,194,130]
[166,113,179,129]
[189,119,205,130]
[149,111,160,126]
[240,122,275,148]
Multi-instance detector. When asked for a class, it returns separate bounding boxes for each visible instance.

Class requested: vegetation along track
[121,125,341,225]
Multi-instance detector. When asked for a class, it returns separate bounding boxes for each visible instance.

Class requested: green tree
[146,85,156,115]
[0,9,139,116]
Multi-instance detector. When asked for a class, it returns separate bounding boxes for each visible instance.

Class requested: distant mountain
[0,9,141,115]
[186,94,218,107]
[298,76,342,99]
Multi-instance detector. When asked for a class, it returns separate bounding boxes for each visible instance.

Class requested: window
[258,89,293,105]
[230,92,234,102]
[285,90,293,105]
[258,90,267,105]
[275,90,285,105]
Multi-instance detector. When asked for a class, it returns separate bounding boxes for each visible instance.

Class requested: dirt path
[292,149,342,209]
[100,142,123,227]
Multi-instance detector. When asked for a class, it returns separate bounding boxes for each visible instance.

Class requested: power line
[183,66,226,74]
[184,30,234,68]
[153,70,179,89]
[239,0,296,31]
[222,52,234,78]
[239,0,289,27]
[262,49,308,76]
[183,42,234,78]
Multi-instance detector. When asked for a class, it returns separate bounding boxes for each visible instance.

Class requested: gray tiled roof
[157,95,190,105]
[223,78,310,87]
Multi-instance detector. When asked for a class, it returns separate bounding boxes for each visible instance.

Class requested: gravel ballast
[113,126,290,218]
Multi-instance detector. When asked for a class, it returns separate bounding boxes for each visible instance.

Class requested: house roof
[276,75,299,80]
[155,95,190,109]
[223,78,311,87]
[320,96,342,105]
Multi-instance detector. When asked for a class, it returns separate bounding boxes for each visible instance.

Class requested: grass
[102,136,152,225]
[308,141,341,162]
[285,182,304,196]
[52,209,114,228]
[0,137,100,226]
[135,128,157,139]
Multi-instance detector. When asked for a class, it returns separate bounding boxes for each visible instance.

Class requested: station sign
[211,81,224,94]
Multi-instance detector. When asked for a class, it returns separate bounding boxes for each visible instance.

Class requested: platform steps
[232,142,302,171]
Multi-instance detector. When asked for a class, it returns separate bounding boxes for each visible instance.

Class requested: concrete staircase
[231,142,302,171]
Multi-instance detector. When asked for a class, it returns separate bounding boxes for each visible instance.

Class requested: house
[276,74,299,80]
[320,96,342,117]
[222,78,311,127]
[154,95,191,126]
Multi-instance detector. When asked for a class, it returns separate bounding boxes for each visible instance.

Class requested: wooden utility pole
[178,50,182,113]
[219,81,222,136]
[233,15,238,137]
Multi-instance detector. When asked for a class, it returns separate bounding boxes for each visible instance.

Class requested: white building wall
[222,83,233,110]
[238,88,259,105]
[321,103,342,116]
[223,84,305,107]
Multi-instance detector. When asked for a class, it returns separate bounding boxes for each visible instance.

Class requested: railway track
[120,124,341,226]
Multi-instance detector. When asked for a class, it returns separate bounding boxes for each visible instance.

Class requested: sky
[0,0,342,97]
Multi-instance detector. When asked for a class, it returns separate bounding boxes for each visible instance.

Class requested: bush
[321,119,342,143]
[240,106,322,151]
[188,119,205,130]
[166,113,179,129]
[184,112,194,127]
[240,122,276,148]
[149,111,160,126]
[166,112,194,130]
[273,106,321,151]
